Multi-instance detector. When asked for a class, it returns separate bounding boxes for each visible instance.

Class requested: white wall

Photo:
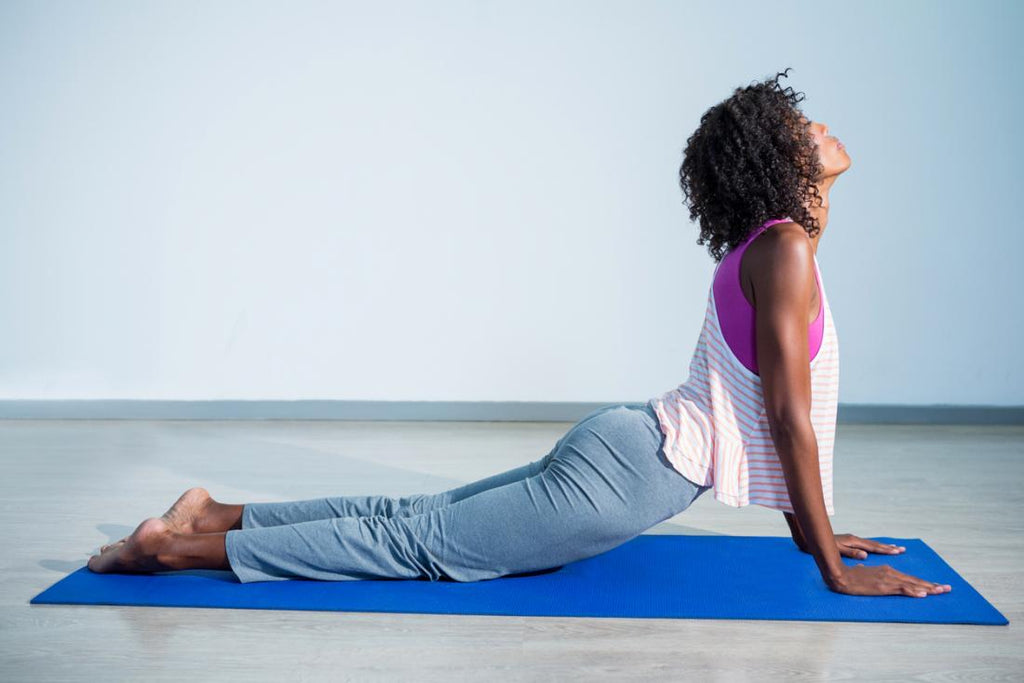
[1,0,1021,405]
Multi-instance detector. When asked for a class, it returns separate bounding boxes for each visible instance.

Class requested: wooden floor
[2,418,1021,681]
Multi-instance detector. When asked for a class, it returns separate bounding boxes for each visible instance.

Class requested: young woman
[90,69,951,598]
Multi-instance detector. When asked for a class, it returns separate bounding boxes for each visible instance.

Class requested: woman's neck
[806,176,835,255]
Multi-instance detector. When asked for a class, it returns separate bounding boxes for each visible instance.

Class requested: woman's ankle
[159,531,231,571]
[211,501,243,532]
[201,501,244,533]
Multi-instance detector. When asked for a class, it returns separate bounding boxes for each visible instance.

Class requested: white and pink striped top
[647,245,840,515]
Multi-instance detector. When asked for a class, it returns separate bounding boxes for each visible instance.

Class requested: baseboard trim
[0,400,1021,424]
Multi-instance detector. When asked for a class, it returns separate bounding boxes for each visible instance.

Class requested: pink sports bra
[712,217,824,375]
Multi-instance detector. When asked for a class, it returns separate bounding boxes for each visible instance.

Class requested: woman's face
[805,117,851,180]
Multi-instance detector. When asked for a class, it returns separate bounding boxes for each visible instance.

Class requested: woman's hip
[547,402,707,523]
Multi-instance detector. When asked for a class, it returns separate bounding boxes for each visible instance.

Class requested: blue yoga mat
[30,535,1007,625]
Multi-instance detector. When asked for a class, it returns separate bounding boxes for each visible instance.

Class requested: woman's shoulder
[745,220,810,262]
[740,221,815,306]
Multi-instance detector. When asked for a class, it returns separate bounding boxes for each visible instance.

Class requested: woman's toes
[100,537,129,553]
[89,540,129,573]
[89,518,173,574]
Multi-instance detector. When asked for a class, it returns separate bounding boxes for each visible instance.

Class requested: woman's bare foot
[89,516,231,574]
[88,517,175,574]
[100,487,230,553]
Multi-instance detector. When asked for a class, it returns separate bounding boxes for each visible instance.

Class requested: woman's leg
[90,403,712,581]
[92,407,618,573]
[223,403,710,583]
[237,456,547,529]
[237,405,619,529]
[99,405,641,556]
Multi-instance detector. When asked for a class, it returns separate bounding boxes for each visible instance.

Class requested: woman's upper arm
[751,228,816,429]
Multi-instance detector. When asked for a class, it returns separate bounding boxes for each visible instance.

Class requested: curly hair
[679,68,824,263]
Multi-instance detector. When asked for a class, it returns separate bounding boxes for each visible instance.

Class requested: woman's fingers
[863,541,905,555]
[860,540,901,553]
[908,584,951,597]
[839,540,888,557]
[839,539,902,558]
[890,567,951,596]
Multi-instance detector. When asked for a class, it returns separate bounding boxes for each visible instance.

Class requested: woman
[90,69,950,598]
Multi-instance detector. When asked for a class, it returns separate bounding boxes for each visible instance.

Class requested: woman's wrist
[814,549,847,585]
[823,565,847,593]
[798,529,845,584]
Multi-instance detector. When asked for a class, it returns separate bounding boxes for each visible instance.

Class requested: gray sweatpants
[224,401,710,583]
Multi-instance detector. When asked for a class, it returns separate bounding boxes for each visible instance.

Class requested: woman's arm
[783,511,809,551]
[751,225,845,587]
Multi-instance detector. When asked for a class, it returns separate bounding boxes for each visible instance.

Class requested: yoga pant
[224,401,711,583]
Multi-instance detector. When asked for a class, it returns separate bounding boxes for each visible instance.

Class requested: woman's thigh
[398,404,706,579]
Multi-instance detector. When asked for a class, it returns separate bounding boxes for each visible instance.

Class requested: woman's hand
[793,532,907,559]
[833,533,905,560]
[794,533,953,597]
[827,563,952,598]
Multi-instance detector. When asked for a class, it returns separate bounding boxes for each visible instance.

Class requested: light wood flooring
[2,418,1021,681]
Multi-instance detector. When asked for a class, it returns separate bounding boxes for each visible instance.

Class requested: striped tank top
[647,218,840,515]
